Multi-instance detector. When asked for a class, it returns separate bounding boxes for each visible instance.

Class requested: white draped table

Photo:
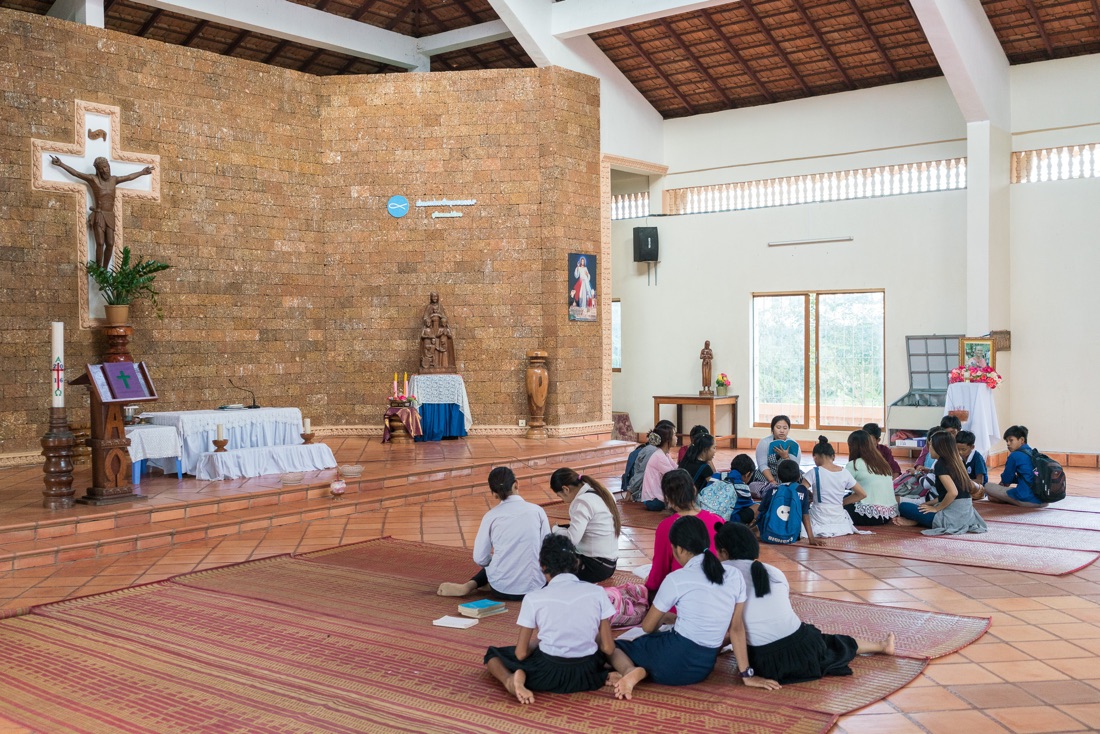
[194,444,337,481]
[409,374,472,441]
[140,407,304,475]
[125,424,183,482]
[944,382,1000,457]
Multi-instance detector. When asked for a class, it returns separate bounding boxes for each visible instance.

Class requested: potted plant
[85,246,171,325]
[715,372,731,397]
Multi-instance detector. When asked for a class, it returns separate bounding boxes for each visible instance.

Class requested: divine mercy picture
[568,253,597,322]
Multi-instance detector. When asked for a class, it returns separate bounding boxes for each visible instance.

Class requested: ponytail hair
[714,521,771,598]
[551,468,622,537]
[680,433,715,467]
[487,466,516,500]
[669,515,724,585]
[812,435,834,458]
[581,474,621,537]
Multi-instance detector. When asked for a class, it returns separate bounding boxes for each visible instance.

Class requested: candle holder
[212,438,229,453]
[41,406,76,510]
[300,432,315,445]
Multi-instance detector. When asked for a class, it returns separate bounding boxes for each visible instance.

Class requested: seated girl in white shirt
[484,535,617,704]
[608,516,781,699]
[437,466,550,600]
[803,437,867,539]
[715,521,895,684]
[549,468,622,583]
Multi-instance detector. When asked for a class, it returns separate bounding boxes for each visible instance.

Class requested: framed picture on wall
[959,338,996,370]
[568,253,597,322]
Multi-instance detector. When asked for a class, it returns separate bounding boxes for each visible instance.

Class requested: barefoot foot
[891,517,918,527]
[613,668,646,700]
[513,679,534,705]
[437,581,474,597]
[882,632,896,656]
[605,672,622,689]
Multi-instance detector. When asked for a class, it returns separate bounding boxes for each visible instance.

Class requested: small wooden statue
[699,340,714,396]
[419,292,458,374]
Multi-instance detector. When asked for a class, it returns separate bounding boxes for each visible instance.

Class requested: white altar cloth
[409,374,473,429]
[194,443,336,481]
[944,382,1000,457]
[140,407,303,475]
[125,424,182,463]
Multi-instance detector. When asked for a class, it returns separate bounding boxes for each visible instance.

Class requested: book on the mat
[458,599,507,618]
[433,615,478,629]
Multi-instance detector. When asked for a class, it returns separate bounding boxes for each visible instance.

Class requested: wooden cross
[31,100,160,328]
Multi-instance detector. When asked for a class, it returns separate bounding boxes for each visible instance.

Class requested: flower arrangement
[389,394,417,406]
[949,365,1003,389]
[715,373,731,388]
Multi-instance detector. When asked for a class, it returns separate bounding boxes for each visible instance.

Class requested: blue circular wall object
[387,195,409,218]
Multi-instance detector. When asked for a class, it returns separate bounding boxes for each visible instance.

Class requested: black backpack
[1027,449,1067,503]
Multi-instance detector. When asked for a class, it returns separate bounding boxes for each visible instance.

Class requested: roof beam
[126,0,425,69]
[698,9,775,103]
[417,20,512,56]
[47,0,104,27]
[910,0,1009,126]
[739,0,811,94]
[1022,0,1055,59]
[843,0,899,81]
[551,0,736,39]
[618,26,696,115]
[656,18,734,107]
[789,0,853,89]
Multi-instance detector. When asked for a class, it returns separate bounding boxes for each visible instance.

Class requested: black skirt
[747,623,858,685]
[576,555,617,583]
[483,646,609,693]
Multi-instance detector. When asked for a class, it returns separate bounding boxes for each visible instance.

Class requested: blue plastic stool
[131,458,183,484]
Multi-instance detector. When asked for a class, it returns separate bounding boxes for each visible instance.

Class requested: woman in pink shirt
[645,469,723,603]
[641,423,677,511]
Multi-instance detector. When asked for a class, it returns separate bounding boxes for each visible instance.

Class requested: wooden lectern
[71,362,158,505]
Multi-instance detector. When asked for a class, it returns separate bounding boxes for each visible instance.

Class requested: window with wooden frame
[753,291,885,431]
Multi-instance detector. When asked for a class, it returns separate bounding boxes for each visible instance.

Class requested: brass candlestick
[212,438,229,453]
[301,432,315,445]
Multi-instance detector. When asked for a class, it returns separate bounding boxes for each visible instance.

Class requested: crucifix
[32,100,160,327]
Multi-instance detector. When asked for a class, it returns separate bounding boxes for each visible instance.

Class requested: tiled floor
[1,444,1099,733]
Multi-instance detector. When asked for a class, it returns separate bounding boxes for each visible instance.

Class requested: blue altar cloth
[416,403,468,442]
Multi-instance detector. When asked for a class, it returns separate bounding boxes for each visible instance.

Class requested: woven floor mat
[977,504,1100,531]
[17,582,835,734]
[804,530,1097,575]
[173,548,928,717]
[879,519,1100,551]
[1034,496,1100,513]
[789,594,988,659]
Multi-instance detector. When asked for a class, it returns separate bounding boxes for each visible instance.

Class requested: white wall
[611,191,968,444]
[1007,179,1100,454]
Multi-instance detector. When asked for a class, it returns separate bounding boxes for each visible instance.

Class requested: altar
[140,407,305,475]
[409,374,471,441]
[944,382,1000,456]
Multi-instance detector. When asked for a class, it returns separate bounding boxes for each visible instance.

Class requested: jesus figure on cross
[50,155,154,268]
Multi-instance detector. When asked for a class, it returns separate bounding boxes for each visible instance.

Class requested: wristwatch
[741,667,755,678]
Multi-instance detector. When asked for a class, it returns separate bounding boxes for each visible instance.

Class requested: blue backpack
[757,481,804,545]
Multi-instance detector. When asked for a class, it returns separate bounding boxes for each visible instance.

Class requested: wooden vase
[387,412,412,444]
[525,350,549,440]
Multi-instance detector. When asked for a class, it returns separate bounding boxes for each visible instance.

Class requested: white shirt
[803,466,856,506]
[516,573,615,658]
[724,559,802,646]
[653,554,747,649]
[552,486,618,560]
[472,495,550,596]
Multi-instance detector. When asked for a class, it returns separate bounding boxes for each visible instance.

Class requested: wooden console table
[653,394,739,448]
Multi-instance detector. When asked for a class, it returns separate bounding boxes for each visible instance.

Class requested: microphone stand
[229,379,260,409]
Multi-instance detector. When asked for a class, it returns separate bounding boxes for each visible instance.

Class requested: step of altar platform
[0,440,632,572]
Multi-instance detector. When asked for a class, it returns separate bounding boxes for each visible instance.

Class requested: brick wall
[0,9,605,456]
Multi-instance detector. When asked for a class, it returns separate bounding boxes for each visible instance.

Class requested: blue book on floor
[458,599,506,618]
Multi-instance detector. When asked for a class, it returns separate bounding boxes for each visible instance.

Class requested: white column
[965,121,1012,337]
[47,0,105,27]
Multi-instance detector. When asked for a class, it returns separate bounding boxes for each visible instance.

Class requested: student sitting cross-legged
[548,468,622,583]
[437,466,550,600]
[608,515,782,699]
[714,521,895,684]
[644,469,723,603]
[484,535,616,704]
[955,430,988,499]
[896,432,989,535]
[984,425,1048,508]
[802,437,867,539]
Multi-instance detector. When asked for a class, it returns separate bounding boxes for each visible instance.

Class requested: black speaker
[633,227,659,262]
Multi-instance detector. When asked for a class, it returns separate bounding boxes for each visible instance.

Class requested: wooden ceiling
[2,0,1098,117]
